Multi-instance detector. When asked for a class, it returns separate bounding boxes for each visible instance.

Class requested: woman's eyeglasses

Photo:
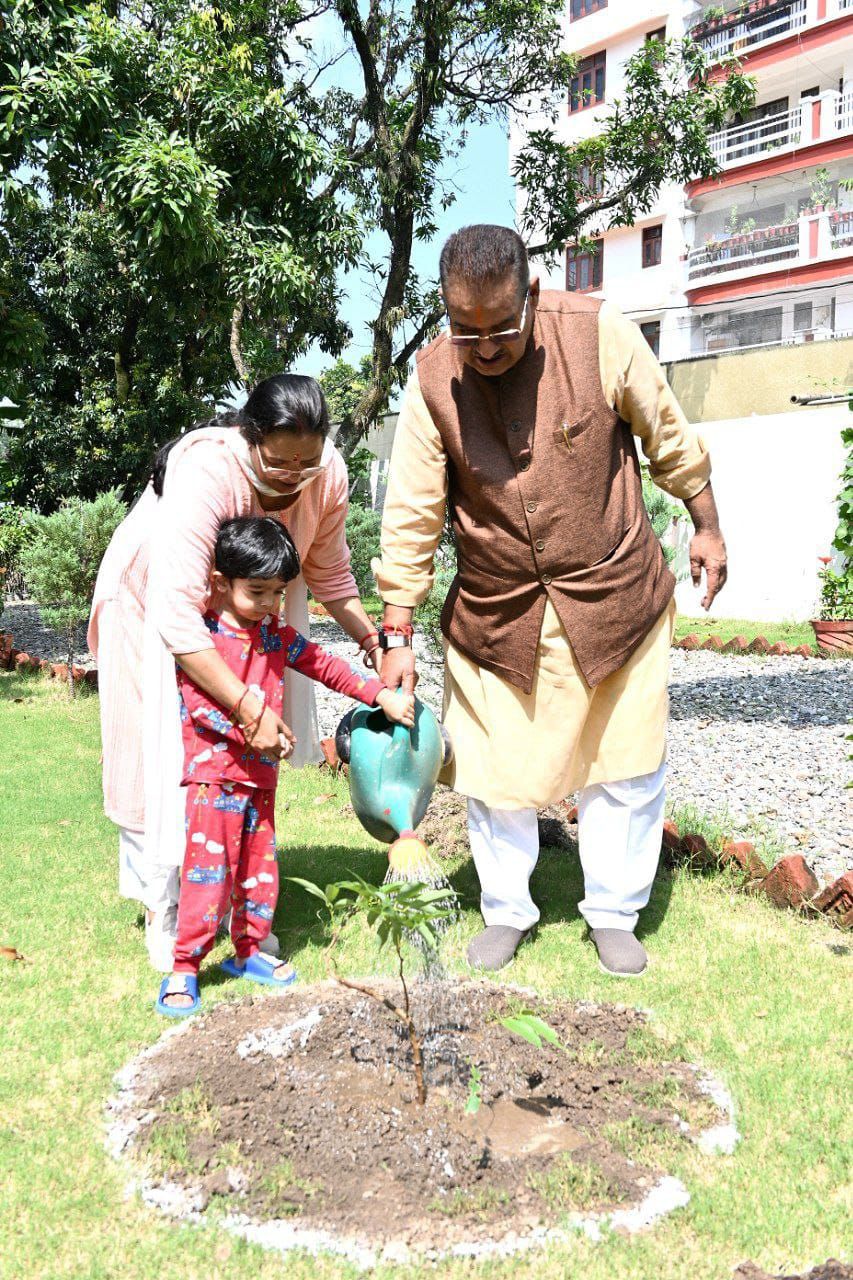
[445,293,529,348]
[253,446,327,484]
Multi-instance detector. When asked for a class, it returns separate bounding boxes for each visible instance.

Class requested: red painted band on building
[687,135,853,198]
[686,256,853,305]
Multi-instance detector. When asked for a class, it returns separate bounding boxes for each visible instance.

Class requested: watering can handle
[392,722,412,746]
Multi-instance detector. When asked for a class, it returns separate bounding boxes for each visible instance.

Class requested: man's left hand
[689,530,728,610]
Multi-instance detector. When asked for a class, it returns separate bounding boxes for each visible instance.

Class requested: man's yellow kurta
[376,299,710,810]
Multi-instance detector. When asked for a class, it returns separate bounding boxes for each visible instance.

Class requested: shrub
[642,471,683,570]
[19,489,126,693]
[415,554,456,654]
[345,503,382,596]
[0,503,34,603]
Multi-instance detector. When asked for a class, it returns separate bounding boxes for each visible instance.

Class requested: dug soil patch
[115,981,727,1258]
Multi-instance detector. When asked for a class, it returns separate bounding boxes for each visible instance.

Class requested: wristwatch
[378,624,414,651]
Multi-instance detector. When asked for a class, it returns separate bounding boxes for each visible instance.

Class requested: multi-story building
[510,0,853,621]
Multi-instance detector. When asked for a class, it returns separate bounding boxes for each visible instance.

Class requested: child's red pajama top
[177,611,385,786]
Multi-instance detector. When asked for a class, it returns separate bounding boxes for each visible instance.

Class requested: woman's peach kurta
[88,429,357,831]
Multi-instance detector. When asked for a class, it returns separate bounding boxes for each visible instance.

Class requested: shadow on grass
[272,833,676,959]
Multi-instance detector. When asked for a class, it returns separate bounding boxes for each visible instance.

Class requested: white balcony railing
[688,223,800,281]
[837,90,853,134]
[692,0,806,61]
[707,89,853,170]
[709,105,802,167]
[831,210,853,249]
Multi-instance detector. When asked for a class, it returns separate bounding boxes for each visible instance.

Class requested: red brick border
[673,633,819,658]
[659,816,851,930]
[0,631,97,687]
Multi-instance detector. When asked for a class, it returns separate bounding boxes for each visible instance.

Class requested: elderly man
[375,225,726,977]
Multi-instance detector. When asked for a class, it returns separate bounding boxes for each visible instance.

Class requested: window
[646,26,666,42]
[570,0,607,19]
[570,51,606,113]
[566,239,604,292]
[640,321,661,357]
[793,301,813,332]
[642,225,663,268]
[578,162,605,198]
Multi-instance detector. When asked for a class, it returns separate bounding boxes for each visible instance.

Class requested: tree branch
[229,299,249,387]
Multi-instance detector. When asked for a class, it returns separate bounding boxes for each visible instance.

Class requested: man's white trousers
[467,760,667,933]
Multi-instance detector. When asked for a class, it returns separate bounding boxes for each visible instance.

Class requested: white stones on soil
[236,1007,322,1060]
[692,1066,740,1157]
[104,990,742,1270]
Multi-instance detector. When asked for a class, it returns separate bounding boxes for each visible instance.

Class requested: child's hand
[377,688,416,727]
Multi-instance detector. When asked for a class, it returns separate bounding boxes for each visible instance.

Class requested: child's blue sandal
[156,973,201,1018]
[220,952,297,988]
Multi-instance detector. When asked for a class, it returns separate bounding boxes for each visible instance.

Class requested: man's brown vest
[416,290,675,694]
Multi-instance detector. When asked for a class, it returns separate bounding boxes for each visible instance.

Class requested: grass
[674,614,815,650]
[1,669,851,1280]
[428,1187,511,1221]
[527,1154,624,1212]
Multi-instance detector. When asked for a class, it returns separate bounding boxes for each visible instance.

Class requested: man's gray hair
[439,225,530,298]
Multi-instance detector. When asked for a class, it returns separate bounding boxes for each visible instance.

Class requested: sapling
[290,873,456,1105]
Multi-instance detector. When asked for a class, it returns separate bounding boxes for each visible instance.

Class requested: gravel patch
[0,601,93,668]
[5,605,850,884]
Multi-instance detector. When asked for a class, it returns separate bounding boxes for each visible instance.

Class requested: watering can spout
[336,699,452,847]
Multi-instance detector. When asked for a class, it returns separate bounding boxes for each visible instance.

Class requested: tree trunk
[67,640,75,699]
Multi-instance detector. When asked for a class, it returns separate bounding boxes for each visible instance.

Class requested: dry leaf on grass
[58,820,71,827]
[313,793,334,806]
[0,946,26,963]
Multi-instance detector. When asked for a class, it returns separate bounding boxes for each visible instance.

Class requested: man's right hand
[379,645,417,695]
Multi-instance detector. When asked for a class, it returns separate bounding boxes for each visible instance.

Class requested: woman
[88,375,380,970]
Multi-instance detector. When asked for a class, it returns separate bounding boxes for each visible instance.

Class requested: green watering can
[335,698,453,846]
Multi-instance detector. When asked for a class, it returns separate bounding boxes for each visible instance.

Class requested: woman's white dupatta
[141,427,325,878]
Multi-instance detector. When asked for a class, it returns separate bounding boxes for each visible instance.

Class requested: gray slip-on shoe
[467,924,535,972]
[590,928,648,978]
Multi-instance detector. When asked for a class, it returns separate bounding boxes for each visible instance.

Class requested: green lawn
[1,671,849,1280]
[674,615,816,650]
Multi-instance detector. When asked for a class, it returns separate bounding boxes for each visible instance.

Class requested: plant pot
[811,618,853,655]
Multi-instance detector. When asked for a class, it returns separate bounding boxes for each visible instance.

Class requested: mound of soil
[116,981,725,1257]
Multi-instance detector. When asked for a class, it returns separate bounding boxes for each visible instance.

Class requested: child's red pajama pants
[172,782,278,976]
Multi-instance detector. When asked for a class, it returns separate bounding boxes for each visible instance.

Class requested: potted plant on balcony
[811,425,853,655]
[808,167,835,216]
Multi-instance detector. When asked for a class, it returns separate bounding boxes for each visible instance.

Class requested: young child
[156,515,413,1016]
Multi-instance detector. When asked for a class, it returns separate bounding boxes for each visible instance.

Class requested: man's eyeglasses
[445,293,529,348]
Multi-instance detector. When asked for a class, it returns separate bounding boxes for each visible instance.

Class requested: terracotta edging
[658,817,852,931]
[674,633,819,658]
[554,803,848,929]
[0,631,98,687]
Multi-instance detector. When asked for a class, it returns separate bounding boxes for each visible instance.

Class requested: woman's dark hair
[151,373,329,497]
[439,224,530,301]
[214,516,301,583]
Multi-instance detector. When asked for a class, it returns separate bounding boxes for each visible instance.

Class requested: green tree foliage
[0,0,358,508]
[344,502,381,596]
[18,489,126,691]
[305,12,754,452]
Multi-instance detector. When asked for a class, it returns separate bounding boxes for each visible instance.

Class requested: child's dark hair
[214,517,301,583]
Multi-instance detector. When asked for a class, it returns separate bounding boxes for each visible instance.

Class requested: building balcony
[688,0,850,63]
[687,208,853,285]
[708,89,853,170]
